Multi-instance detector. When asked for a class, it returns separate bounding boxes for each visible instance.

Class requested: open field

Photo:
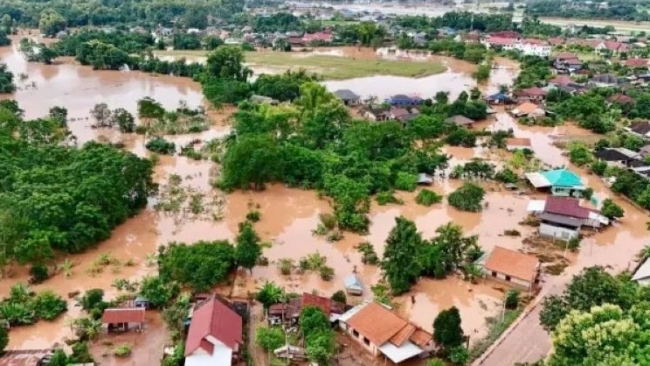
[155,49,447,79]
[541,17,650,34]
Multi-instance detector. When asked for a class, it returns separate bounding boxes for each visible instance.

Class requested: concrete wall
[539,222,579,241]
[484,270,532,291]
[340,322,379,356]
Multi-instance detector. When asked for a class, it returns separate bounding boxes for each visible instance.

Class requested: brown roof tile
[505,137,531,147]
[101,308,145,324]
[185,298,243,357]
[389,323,415,347]
[484,246,539,283]
[346,302,408,346]
[410,328,434,348]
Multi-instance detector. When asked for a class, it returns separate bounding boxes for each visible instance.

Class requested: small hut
[102,308,145,332]
[344,274,363,296]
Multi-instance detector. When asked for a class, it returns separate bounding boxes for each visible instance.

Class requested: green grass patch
[469,307,525,361]
[155,50,447,80]
[319,20,360,27]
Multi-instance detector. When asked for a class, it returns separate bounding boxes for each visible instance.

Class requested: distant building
[333,89,361,106]
[385,94,422,107]
[445,115,475,128]
[626,121,650,140]
[594,147,641,168]
[505,137,532,151]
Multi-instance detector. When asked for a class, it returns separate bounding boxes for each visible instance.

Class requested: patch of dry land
[540,17,650,33]
[155,49,447,80]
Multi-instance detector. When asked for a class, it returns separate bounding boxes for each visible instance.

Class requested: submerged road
[474,285,563,366]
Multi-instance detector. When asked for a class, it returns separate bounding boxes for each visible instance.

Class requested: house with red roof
[526,196,610,241]
[185,297,243,366]
[302,31,333,44]
[595,40,629,55]
[625,58,649,69]
[516,87,547,102]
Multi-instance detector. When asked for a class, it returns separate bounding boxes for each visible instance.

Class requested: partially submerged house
[184,297,243,366]
[0,349,55,366]
[524,168,585,197]
[102,307,145,332]
[385,94,422,107]
[626,121,650,140]
[527,196,609,241]
[505,137,532,151]
[589,73,625,87]
[445,115,475,128]
[334,89,361,106]
[594,147,641,167]
[477,246,540,291]
[249,94,279,105]
[268,293,345,325]
[485,92,514,105]
[516,87,547,102]
[339,301,434,364]
[511,102,545,118]
[344,274,364,296]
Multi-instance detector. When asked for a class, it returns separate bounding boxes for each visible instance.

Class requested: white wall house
[477,246,540,291]
[514,42,552,57]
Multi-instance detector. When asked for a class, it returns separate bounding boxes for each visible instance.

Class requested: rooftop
[446,115,475,126]
[483,246,539,283]
[539,212,584,228]
[0,350,53,366]
[544,196,590,219]
[334,89,360,101]
[632,257,650,282]
[185,297,243,356]
[505,137,532,147]
[346,302,408,345]
[302,292,345,316]
[101,308,145,324]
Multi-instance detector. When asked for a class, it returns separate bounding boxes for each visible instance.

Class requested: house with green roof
[524,168,585,197]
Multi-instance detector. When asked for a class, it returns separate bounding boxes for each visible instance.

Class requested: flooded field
[1,38,649,365]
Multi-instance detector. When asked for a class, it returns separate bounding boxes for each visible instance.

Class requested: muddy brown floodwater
[1,40,649,365]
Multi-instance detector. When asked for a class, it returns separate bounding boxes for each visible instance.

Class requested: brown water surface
[1,42,649,361]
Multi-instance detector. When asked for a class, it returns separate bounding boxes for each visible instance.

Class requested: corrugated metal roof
[379,341,424,364]
[525,172,551,188]
[633,257,650,282]
[344,274,363,291]
[539,212,583,227]
[527,200,546,212]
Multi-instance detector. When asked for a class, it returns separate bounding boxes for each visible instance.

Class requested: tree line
[0,100,155,276]
[1,0,244,35]
[527,0,650,22]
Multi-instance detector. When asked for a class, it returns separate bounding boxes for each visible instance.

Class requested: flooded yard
[1,38,649,365]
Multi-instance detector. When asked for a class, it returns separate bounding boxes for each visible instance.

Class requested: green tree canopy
[381,216,423,295]
[433,306,465,350]
[234,221,262,272]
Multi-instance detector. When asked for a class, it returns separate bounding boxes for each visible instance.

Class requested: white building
[514,40,552,57]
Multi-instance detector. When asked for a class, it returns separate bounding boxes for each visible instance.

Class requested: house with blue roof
[486,92,514,105]
[524,168,585,197]
[385,94,423,107]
